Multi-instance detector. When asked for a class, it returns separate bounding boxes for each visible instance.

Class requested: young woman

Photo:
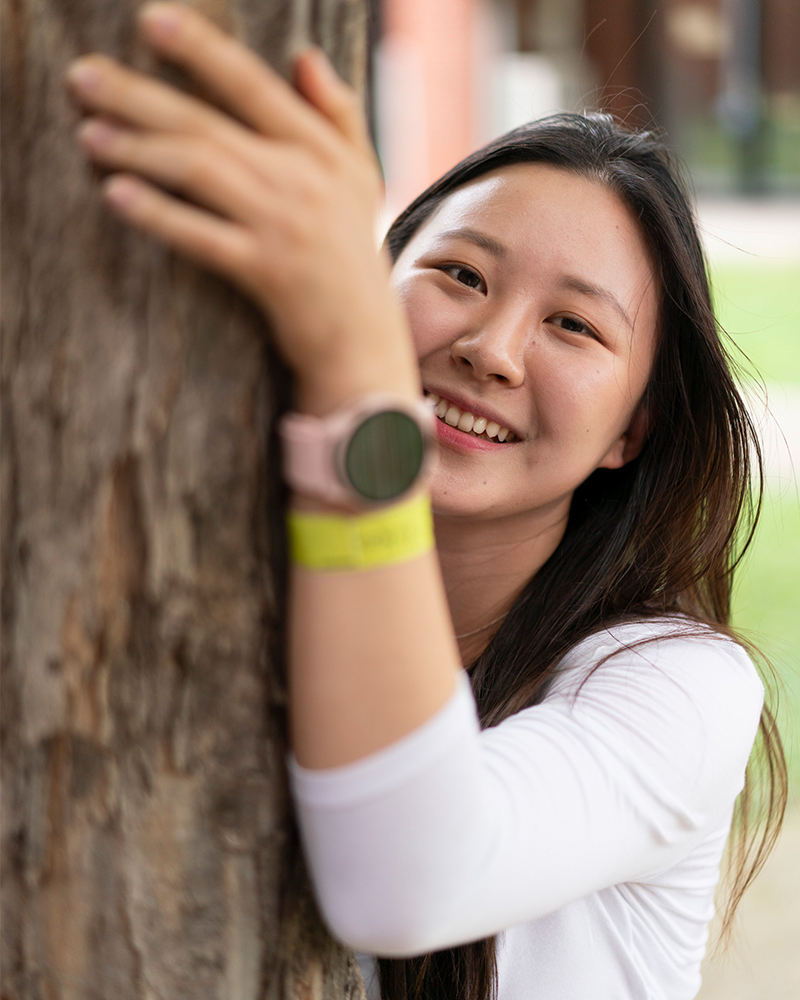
[67,5,786,998]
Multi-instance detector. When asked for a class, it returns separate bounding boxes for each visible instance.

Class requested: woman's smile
[391,163,660,523]
[424,389,520,448]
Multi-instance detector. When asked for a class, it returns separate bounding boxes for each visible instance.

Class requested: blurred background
[367,1,800,994]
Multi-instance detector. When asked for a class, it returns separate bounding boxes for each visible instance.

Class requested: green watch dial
[344,410,426,501]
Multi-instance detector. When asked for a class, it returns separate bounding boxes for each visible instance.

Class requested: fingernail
[78,119,118,150]
[104,175,139,209]
[307,47,338,82]
[66,59,102,91]
[140,2,183,39]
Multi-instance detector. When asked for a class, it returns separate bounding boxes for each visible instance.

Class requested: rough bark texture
[0,1,369,998]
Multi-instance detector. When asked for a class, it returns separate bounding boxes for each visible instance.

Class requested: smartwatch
[279,393,437,508]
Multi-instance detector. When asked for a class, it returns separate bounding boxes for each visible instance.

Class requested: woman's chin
[428,471,573,528]
[428,480,499,520]
[428,478,523,522]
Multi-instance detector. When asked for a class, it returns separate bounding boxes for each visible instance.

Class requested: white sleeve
[288,627,763,956]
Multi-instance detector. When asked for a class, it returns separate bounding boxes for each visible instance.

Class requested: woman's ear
[597,403,650,470]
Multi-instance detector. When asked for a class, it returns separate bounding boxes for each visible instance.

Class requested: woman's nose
[450,312,528,386]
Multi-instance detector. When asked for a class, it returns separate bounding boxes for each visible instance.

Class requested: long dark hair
[377,114,787,1000]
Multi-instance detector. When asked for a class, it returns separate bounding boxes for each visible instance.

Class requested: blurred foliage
[680,107,800,195]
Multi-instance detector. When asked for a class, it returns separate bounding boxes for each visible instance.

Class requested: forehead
[405,164,652,279]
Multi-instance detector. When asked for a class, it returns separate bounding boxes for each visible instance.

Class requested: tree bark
[0,1,369,998]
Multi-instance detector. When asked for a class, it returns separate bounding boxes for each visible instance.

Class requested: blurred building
[374,0,800,215]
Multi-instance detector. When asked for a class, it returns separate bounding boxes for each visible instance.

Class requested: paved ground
[694,198,800,997]
[696,198,800,266]
[697,798,800,999]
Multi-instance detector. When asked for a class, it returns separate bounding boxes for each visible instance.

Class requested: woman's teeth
[425,394,516,442]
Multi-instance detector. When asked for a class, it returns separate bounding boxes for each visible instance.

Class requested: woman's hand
[66,1,419,415]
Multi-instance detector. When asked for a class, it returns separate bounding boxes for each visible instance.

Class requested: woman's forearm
[289,531,462,769]
[286,310,462,768]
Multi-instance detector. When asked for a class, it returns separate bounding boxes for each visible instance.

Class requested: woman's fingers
[137,2,342,154]
[67,13,374,172]
[66,2,394,388]
[103,173,259,286]
[77,117,285,227]
[292,48,376,161]
[66,54,262,160]
[66,3,379,207]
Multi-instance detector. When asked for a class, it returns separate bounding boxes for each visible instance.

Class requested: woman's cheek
[399,284,463,360]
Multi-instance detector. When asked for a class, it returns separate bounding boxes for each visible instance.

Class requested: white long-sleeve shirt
[289,620,763,1000]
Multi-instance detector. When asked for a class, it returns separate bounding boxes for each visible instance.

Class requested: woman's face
[391,163,660,524]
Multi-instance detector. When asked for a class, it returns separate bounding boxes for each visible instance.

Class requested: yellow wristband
[287,493,434,571]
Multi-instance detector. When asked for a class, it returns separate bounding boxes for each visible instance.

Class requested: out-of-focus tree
[0,1,368,997]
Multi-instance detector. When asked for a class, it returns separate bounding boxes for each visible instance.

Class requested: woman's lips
[434,416,513,452]
[424,390,521,450]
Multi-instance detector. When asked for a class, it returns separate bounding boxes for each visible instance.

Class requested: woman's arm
[68,2,462,767]
[291,629,763,953]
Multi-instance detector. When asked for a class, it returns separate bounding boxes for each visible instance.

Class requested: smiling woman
[66,6,786,1000]
[392,165,658,530]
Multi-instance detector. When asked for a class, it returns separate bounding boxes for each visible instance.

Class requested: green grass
[710,265,800,384]
[711,264,800,789]
[732,489,800,790]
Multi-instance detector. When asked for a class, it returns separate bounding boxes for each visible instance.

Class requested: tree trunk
[0,1,369,998]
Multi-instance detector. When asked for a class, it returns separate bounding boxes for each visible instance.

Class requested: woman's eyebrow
[434,227,508,259]
[559,275,633,330]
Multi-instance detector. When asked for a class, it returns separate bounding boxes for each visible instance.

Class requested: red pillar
[380,0,479,215]
[583,0,656,126]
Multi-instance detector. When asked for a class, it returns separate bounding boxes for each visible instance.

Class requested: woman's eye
[553,315,597,338]
[441,266,485,291]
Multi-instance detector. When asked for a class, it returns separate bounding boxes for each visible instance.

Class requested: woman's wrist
[281,281,419,415]
[294,350,420,417]
[287,493,434,572]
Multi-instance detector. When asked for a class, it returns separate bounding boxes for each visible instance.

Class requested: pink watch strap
[279,394,435,507]
[280,408,353,505]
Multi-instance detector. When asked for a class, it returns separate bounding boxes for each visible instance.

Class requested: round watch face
[344,410,426,501]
